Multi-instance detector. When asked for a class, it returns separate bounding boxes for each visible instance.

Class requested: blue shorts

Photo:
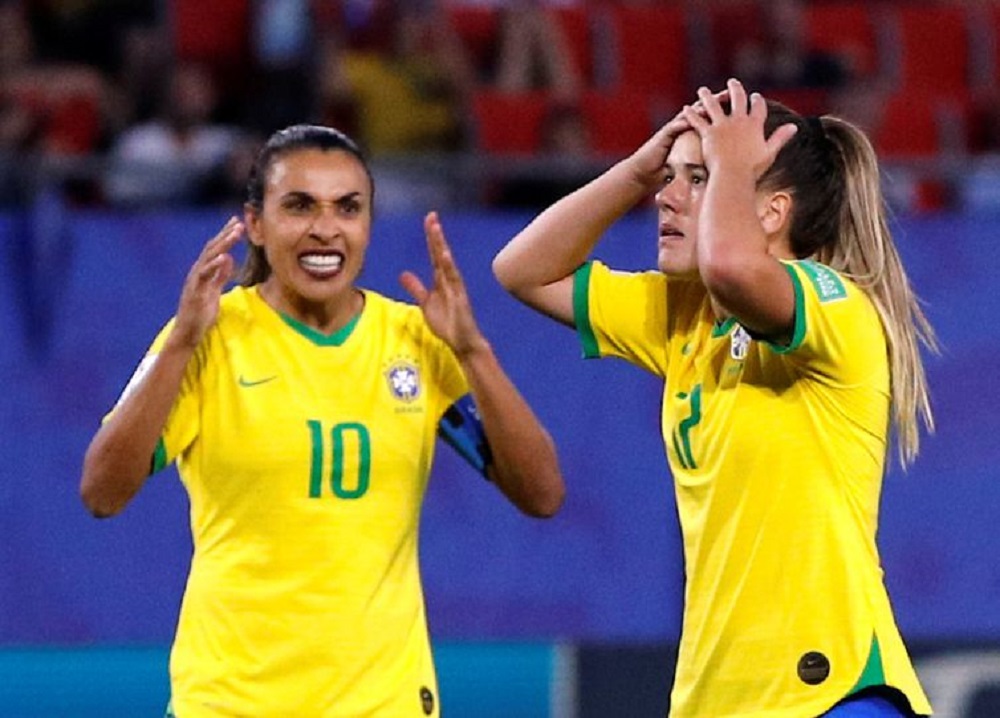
[821,688,918,717]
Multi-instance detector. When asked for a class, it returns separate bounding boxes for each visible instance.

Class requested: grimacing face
[246,148,373,314]
[654,130,705,279]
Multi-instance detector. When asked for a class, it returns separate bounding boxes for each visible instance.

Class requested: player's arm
[80,338,195,517]
[684,81,800,339]
[80,218,242,517]
[402,213,564,518]
[437,394,492,478]
[492,108,698,326]
[448,349,564,518]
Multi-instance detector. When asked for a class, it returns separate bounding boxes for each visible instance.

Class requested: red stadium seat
[984,4,1000,89]
[889,4,971,97]
[445,4,500,77]
[693,0,764,86]
[580,89,654,157]
[873,90,971,159]
[553,6,594,86]
[604,4,689,105]
[471,89,551,155]
[172,0,250,69]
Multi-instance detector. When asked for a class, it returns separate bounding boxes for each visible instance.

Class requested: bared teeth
[300,253,343,271]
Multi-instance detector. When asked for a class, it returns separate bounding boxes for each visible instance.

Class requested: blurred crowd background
[4,2,1000,715]
[3,0,1000,214]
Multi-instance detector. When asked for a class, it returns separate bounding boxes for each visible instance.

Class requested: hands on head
[682,79,799,178]
[627,79,798,188]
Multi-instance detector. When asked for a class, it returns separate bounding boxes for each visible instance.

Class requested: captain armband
[437,394,493,479]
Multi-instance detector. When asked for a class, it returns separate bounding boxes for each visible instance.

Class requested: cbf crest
[731,325,751,361]
[384,357,421,403]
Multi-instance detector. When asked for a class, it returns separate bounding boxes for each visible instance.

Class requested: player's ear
[758,190,792,236]
[243,204,263,247]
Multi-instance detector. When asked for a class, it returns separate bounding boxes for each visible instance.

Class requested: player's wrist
[163,325,203,353]
[453,336,493,363]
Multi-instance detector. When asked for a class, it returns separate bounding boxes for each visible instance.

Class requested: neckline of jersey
[250,286,366,347]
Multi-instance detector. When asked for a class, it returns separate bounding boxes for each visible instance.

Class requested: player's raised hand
[171,217,243,349]
[623,88,728,188]
[400,212,489,358]
[683,79,798,179]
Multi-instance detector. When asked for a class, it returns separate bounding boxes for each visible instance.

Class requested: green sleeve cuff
[573,262,599,358]
[150,438,168,475]
[769,262,807,354]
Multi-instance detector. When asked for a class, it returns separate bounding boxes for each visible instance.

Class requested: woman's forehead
[666,130,704,165]
[266,149,369,193]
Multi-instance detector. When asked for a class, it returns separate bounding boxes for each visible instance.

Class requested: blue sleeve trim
[438,394,493,479]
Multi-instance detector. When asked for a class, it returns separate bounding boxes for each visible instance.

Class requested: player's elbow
[492,249,533,297]
[491,250,515,290]
[80,451,132,518]
[79,478,125,518]
[517,468,566,519]
[527,481,565,519]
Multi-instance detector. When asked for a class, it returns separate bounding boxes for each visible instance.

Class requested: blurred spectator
[103,61,249,207]
[959,92,1000,212]
[106,24,170,131]
[495,100,596,208]
[317,0,476,155]
[25,0,159,73]
[247,0,319,134]
[492,1,583,103]
[0,1,110,204]
[540,100,590,156]
[730,0,850,94]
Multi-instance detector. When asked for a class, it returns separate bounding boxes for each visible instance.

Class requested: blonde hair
[761,104,937,467]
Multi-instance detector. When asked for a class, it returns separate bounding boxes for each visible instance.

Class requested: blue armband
[437,394,493,479]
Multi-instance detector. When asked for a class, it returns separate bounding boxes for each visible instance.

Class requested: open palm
[399,212,486,357]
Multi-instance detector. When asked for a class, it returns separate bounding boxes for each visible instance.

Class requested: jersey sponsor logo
[797,651,831,685]
[420,686,435,715]
[238,374,277,387]
[730,325,751,361]
[385,358,421,402]
[799,260,848,303]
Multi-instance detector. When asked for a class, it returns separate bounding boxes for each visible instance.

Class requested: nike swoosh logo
[238,375,277,387]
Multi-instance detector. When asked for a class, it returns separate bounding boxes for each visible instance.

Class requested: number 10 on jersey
[307,420,371,499]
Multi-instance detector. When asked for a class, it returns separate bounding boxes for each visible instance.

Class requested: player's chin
[295,267,354,296]
[657,252,687,276]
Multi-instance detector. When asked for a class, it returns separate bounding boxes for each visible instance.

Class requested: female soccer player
[493,79,935,717]
[80,124,564,717]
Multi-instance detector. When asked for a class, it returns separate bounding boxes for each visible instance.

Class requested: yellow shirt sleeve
[573,260,670,377]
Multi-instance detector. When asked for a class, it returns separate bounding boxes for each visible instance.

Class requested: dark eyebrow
[664,162,707,174]
[280,191,315,204]
[279,190,365,204]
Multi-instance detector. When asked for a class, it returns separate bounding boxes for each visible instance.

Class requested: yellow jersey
[575,259,930,718]
[126,286,468,717]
